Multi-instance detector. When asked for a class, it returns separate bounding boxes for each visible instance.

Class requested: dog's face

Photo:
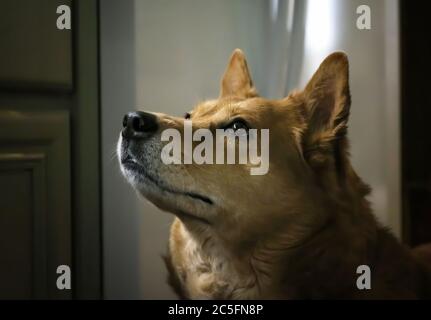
[118,49,352,246]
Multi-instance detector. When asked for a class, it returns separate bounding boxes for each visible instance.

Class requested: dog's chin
[119,157,214,226]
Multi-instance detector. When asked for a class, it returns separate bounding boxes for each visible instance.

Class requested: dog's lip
[121,153,135,164]
[120,155,214,206]
[176,211,212,225]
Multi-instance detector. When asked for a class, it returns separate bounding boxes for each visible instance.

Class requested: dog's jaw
[117,134,215,225]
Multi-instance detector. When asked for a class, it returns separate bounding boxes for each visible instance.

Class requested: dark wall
[401,1,431,246]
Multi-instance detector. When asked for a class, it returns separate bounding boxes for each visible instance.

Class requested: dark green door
[0,0,101,299]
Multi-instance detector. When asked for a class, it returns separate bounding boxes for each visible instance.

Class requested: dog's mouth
[120,154,213,224]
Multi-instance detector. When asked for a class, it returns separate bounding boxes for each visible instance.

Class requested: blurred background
[0,0,430,299]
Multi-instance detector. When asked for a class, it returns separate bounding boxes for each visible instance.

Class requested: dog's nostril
[122,111,158,139]
[132,116,145,132]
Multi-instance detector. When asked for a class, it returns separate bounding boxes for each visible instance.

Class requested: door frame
[71,0,102,299]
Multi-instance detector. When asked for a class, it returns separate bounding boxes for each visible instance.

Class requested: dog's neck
[177,169,378,299]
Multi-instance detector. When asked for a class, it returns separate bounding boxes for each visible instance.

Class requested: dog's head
[118,49,362,246]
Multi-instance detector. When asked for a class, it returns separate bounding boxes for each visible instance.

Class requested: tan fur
[120,49,431,299]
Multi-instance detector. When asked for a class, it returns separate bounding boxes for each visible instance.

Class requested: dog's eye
[184,112,191,119]
[225,119,249,136]
[231,121,248,131]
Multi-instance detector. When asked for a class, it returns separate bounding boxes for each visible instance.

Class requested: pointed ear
[302,52,351,145]
[220,49,258,98]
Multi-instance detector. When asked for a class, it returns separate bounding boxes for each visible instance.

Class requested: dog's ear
[299,53,370,195]
[220,49,258,98]
[301,52,351,154]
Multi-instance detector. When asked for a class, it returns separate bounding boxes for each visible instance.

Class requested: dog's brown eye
[184,112,191,119]
[231,121,248,131]
[225,119,249,135]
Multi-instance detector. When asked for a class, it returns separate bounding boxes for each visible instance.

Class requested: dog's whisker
[110,151,118,161]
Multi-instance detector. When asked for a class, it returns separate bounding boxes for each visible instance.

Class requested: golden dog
[118,49,431,299]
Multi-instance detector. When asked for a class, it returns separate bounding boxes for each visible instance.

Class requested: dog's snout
[122,111,158,139]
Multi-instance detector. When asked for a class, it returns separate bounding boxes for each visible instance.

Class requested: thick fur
[119,49,431,299]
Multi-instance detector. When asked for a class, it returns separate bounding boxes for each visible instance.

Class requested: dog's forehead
[192,99,238,119]
[191,97,268,119]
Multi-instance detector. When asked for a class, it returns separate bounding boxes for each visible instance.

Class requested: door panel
[0,0,73,91]
[0,111,71,299]
[0,168,34,298]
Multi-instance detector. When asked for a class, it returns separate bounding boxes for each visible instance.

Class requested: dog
[118,49,431,299]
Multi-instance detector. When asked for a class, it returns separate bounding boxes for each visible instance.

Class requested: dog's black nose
[122,111,158,139]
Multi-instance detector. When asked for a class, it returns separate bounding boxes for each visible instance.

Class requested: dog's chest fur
[165,216,431,299]
[167,219,264,299]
